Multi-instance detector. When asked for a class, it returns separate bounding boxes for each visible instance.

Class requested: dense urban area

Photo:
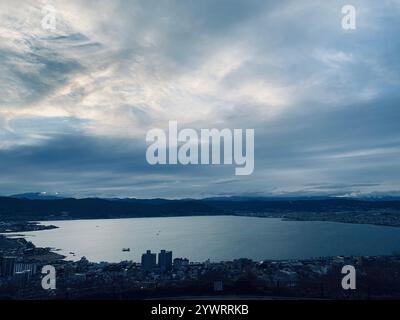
[1,234,400,299]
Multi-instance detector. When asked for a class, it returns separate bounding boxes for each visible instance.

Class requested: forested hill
[1,196,400,222]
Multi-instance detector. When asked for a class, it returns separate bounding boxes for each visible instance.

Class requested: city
[1,235,400,299]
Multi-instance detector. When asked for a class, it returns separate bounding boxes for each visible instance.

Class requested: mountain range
[1,194,400,222]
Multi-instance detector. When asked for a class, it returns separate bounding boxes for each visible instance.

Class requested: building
[213,280,223,292]
[71,273,87,283]
[158,250,172,272]
[173,258,189,270]
[1,256,16,277]
[13,270,31,287]
[14,262,37,277]
[141,250,157,271]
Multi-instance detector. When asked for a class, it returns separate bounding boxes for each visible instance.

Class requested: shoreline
[3,210,400,234]
[0,221,58,233]
[3,215,400,265]
[2,230,400,264]
[2,233,400,299]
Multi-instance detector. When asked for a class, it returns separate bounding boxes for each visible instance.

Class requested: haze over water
[18,216,400,263]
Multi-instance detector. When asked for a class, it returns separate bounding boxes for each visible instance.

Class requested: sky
[0,0,399,198]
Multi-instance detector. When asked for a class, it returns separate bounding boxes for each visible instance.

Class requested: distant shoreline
[2,211,400,235]
[1,197,400,233]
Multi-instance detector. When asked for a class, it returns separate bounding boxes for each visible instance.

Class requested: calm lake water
[16,216,400,263]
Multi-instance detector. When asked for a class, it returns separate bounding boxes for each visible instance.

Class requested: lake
[15,216,400,263]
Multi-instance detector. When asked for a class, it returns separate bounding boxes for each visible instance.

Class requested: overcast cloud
[0,0,399,198]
